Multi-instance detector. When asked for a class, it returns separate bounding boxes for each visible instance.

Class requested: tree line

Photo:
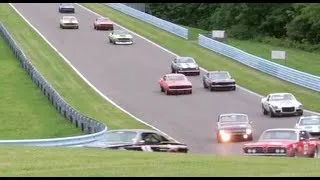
[146,3,320,52]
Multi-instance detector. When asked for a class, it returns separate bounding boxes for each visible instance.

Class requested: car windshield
[98,17,109,22]
[269,94,295,101]
[299,117,320,126]
[260,130,298,141]
[209,72,230,79]
[220,114,248,123]
[63,17,76,21]
[166,75,186,81]
[113,30,127,35]
[176,57,195,63]
[103,131,138,143]
[61,3,72,6]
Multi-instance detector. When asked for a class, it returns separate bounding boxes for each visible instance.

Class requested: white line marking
[8,3,181,142]
[76,3,320,116]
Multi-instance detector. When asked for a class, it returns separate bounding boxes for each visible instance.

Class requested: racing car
[203,71,236,91]
[58,3,75,13]
[261,93,303,117]
[108,30,133,45]
[159,73,192,95]
[77,129,188,153]
[295,116,320,137]
[171,56,200,76]
[93,17,114,31]
[59,16,79,29]
[216,113,253,143]
[243,128,320,158]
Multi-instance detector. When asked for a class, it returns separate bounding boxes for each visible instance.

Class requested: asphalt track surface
[12,3,317,154]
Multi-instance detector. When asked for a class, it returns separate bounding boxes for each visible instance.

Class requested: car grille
[213,82,235,85]
[244,147,264,153]
[169,86,191,89]
[181,67,197,70]
[117,38,131,42]
[224,128,247,133]
[282,107,295,112]
[64,23,77,25]
[266,147,287,153]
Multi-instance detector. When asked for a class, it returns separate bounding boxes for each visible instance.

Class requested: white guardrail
[0,22,108,146]
[105,3,189,39]
[198,34,320,92]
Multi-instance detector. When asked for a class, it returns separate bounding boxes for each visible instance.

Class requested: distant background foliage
[146,3,320,52]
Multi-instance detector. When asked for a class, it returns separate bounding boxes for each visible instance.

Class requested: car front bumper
[244,153,287,156]
[271,108,303,116]
[177,69,200,74]
[96,25,113,30]
[168,88,192,94]
[61,24,78,29]
[115,41,133,45]
[59,8,75,13]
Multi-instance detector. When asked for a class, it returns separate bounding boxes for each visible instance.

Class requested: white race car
[261,93,303,117]
[295,116,320,136]
[60,16,79,29]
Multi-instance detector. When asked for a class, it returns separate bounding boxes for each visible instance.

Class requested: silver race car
[203,71,236,91]
[171,57,200,76]
[59,16,79,29]
[261,93,303,117]
[295,116,320,137]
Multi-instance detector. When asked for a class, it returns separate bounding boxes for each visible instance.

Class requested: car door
[297,130,310,157]
[140,132,163,152]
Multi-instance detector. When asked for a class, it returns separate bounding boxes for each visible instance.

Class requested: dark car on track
[203,71,236,91]
[216,113,253,143]
[58,3,75,13]
[78,129,189,153]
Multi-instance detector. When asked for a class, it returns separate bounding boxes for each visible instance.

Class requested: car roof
[264,128,300,132]
[97,17,109,20]
[220,113,248,117]
[62,16,76,18]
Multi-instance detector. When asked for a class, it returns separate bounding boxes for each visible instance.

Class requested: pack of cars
[56,4,317,157]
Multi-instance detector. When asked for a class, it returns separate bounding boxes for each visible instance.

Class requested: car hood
[60,5,74,8]
[177,63,198,69]
[113,34,132,38]
[218,123,251,130]
[62,19,78,23]
[244,140,296,147]
[269,100,301,107]
[211,78,234,83]
[166,80,192,86]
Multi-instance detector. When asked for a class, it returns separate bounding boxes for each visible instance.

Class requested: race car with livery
[216,113,253,143]
[295,116,320,137]
[78,129,188,153]
[108,30,133,45]
[203,71,236,91]
[93,17,114,30]
[171,56,200,76]
[243,128,320,158]
[159,73,192,95]
[59,16,79,29]
[58,3,75,13]
[261,93,303,117]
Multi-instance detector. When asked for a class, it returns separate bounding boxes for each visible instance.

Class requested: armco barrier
[104,3,189,40]
[0,22,107,146]
[198,34,320,92]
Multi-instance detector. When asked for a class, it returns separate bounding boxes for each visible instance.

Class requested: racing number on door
[141,145,153,152]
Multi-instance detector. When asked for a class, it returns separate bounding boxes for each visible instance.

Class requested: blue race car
[58,3,75,13]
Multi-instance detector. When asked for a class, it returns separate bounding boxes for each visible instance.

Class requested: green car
[108,30,133,45]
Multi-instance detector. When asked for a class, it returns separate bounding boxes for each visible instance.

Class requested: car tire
[196,72,200,76]
[298,111,303,116]
[313,147,319,158]
[160,86,165,92]
[171,67,175,73]
[262,105,268,115]
[269,108,275,117]
[247,134,253,141]
[232,86,236,91]
[203,81,208,89]
[165,89,170,95]
[210,87,215,91]
[189,90,192,94]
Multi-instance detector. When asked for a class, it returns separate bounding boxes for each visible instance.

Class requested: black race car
[58,3,75,13]
[77,129,188,153]
[203,71,236,91]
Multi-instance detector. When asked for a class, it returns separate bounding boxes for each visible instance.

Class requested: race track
[11,3,317,154]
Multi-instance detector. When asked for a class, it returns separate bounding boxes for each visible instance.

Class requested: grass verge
[0,146,319,176]
[0,34,82,138]
[0,4,149,130]
[81,3,320,112]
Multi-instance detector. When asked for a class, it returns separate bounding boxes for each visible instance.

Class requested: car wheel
[160,86,165,92]
[196,72,200,76]
[165,89,170,95]
[203,81,208,89]
[248,134,253,141]
[262,105,268,115]
[171,67,175,73]
[313,147,319,158]
[298,111,303,116]
[210,87,215,91]
[113,40,116,45]
[232,86,236,91]
[269,108,275,117]
[293,149,298,158]
[189,90,192,94]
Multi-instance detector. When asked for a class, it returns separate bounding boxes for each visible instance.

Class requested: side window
[300,131,309,140]
[266,95,270,101]
[173,58,177,63]
[206,73,210,78]
[159,135,169,142]
[141,133,162,144]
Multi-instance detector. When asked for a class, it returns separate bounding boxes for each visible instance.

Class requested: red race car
[93,17,114,30]
[243,128,320,158]
[159,73,192,95]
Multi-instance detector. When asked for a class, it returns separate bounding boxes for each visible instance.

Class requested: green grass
[0,146,319,176]
[0,4,149,130]
[0,34,82,139]
[186,26,320,76]
[82,3,320,112]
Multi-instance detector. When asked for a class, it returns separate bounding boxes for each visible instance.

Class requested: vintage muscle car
[243,128,320,158]
[171,57,200,75]
[58,3,75,13]
[295,116,320,137]
[261,93,303,117]
[108,30,133,45]
[216,113,253,143]
[76,129,188,153]
[59,16,79,29]
[159,73,192,95]
[93,17,114,30]
[203,71,236,91]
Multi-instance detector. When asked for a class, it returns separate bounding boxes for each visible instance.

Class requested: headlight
[298,105,303,109]
[219,130,225,135]
[246,129,252,134]
[272,105,279,109]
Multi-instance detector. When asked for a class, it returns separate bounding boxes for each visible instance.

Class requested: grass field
[0,146,319,176]
[185,26,320,77]
[0,34,82,139]
[81,4,320,112]
[0,4,149,130]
